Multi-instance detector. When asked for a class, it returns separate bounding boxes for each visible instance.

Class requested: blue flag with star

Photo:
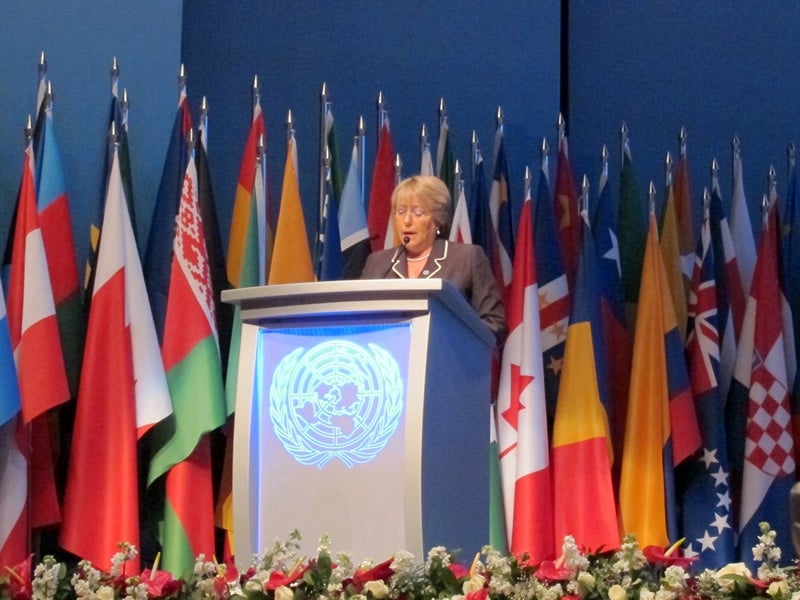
[679,211,735,569]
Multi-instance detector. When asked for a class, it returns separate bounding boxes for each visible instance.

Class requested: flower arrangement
[3,523,798,600]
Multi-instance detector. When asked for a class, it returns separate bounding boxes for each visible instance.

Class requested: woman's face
[393,201,438,257]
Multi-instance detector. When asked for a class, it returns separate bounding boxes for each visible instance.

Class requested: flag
[781,157,800,459]
[436,110,456,215]
[533,159,570,435]
[674,150,697,289]
[679,209,735,569]
[489,131,514,297]
[338,140,370,279]
[660,179,689,340]
[449,177,472,244]
[86,86,138,306]
[218,106,268,559]
[489,407,508,553]
[316,109,344,280]
[554,137,580,292]
[317,165,344,281]
[196,119,232,368]
[496,189,553,562]
[729,145,756,298]
[552,211,619,552]
[737,207,796,565]
[60,147,172,572]
[6,143,70,530]
[149,149,227,577]
[591,160,631,474]
[36,103,82,395]
[269,136,315,284]
[0,288,24,568]
[420,141,434,177]
[367,120,395,252]
[470,153,502,293]
[144,94,192,341]
[619,211,699,547]
[227,104,267,289]
[618,136,647,315]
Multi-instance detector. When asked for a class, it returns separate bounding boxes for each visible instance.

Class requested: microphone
[402,236,410,247]
[383,239,408,278]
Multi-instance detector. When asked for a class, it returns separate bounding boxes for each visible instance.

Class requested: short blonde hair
[391,175,451,230]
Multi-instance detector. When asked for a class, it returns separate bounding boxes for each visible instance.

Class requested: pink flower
[642,545,696,569]
[448,563,470,580]
[139,570,182,598]
[465,588,488,600]
[533,560,571,583]
[265,567,307,591]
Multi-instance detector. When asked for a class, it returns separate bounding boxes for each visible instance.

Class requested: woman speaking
[362,175,507,347]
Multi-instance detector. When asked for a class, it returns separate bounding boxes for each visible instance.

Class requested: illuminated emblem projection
[270,340,403,468]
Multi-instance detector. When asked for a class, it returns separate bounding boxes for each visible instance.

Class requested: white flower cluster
[481,545,515,597]
[560,535,589,573]
[32,556,65,600]
[612,534,646,574]
[110,543,138,578]
[424,546,451,571]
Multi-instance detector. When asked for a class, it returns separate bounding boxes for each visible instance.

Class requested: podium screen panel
[253,322,412,556]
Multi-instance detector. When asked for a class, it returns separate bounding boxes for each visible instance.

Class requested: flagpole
[252,75,260,120]
[600,144,609,194]
[257,132,268,284]
[37,51,47,112]
[377,91,385,137]
[319,82,330,243]
[121,89,129,130]
[495,106,504,158]
[557,112,566,153]
[620,121,629,169]
[357,116,366,211]
[394,153,402,186]
[199,97,209,152]
[580,174,590,222]
[178,63,187,104]
[286,109,294,143]
[524,165,531,200]
[437,98,447,178]
[665,151,673,191]
[454,158,463,208]
[540,137,550,186]
[679,126,687,159]
[768,164,777,206]
[788,141,796,181]
[110,56,119,98]
[471,131,480,180]
[420,123,428,173]
[648,180,656,216]
[711,157,720,194]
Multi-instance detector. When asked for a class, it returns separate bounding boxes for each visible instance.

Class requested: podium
[222,279,494,565]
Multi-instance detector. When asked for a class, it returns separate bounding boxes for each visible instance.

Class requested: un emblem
[270,340,404,468]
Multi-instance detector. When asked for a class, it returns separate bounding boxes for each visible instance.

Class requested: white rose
[576,572,595,593]
[608,583,628,600]
[768,580,790,598]
[96,586,116,600]
[462,574,486,595]
[275,585,295,600]
[362,580,389,599]
[714,562,752,591]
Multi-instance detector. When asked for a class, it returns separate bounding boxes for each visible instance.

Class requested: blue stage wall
[180,1,561,249]
[567,1,800,233]
[0,2,181,264]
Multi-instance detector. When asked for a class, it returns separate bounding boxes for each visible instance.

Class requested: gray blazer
[362,238,507,346]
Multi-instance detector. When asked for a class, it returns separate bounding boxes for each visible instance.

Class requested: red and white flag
[496,190,553,562]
